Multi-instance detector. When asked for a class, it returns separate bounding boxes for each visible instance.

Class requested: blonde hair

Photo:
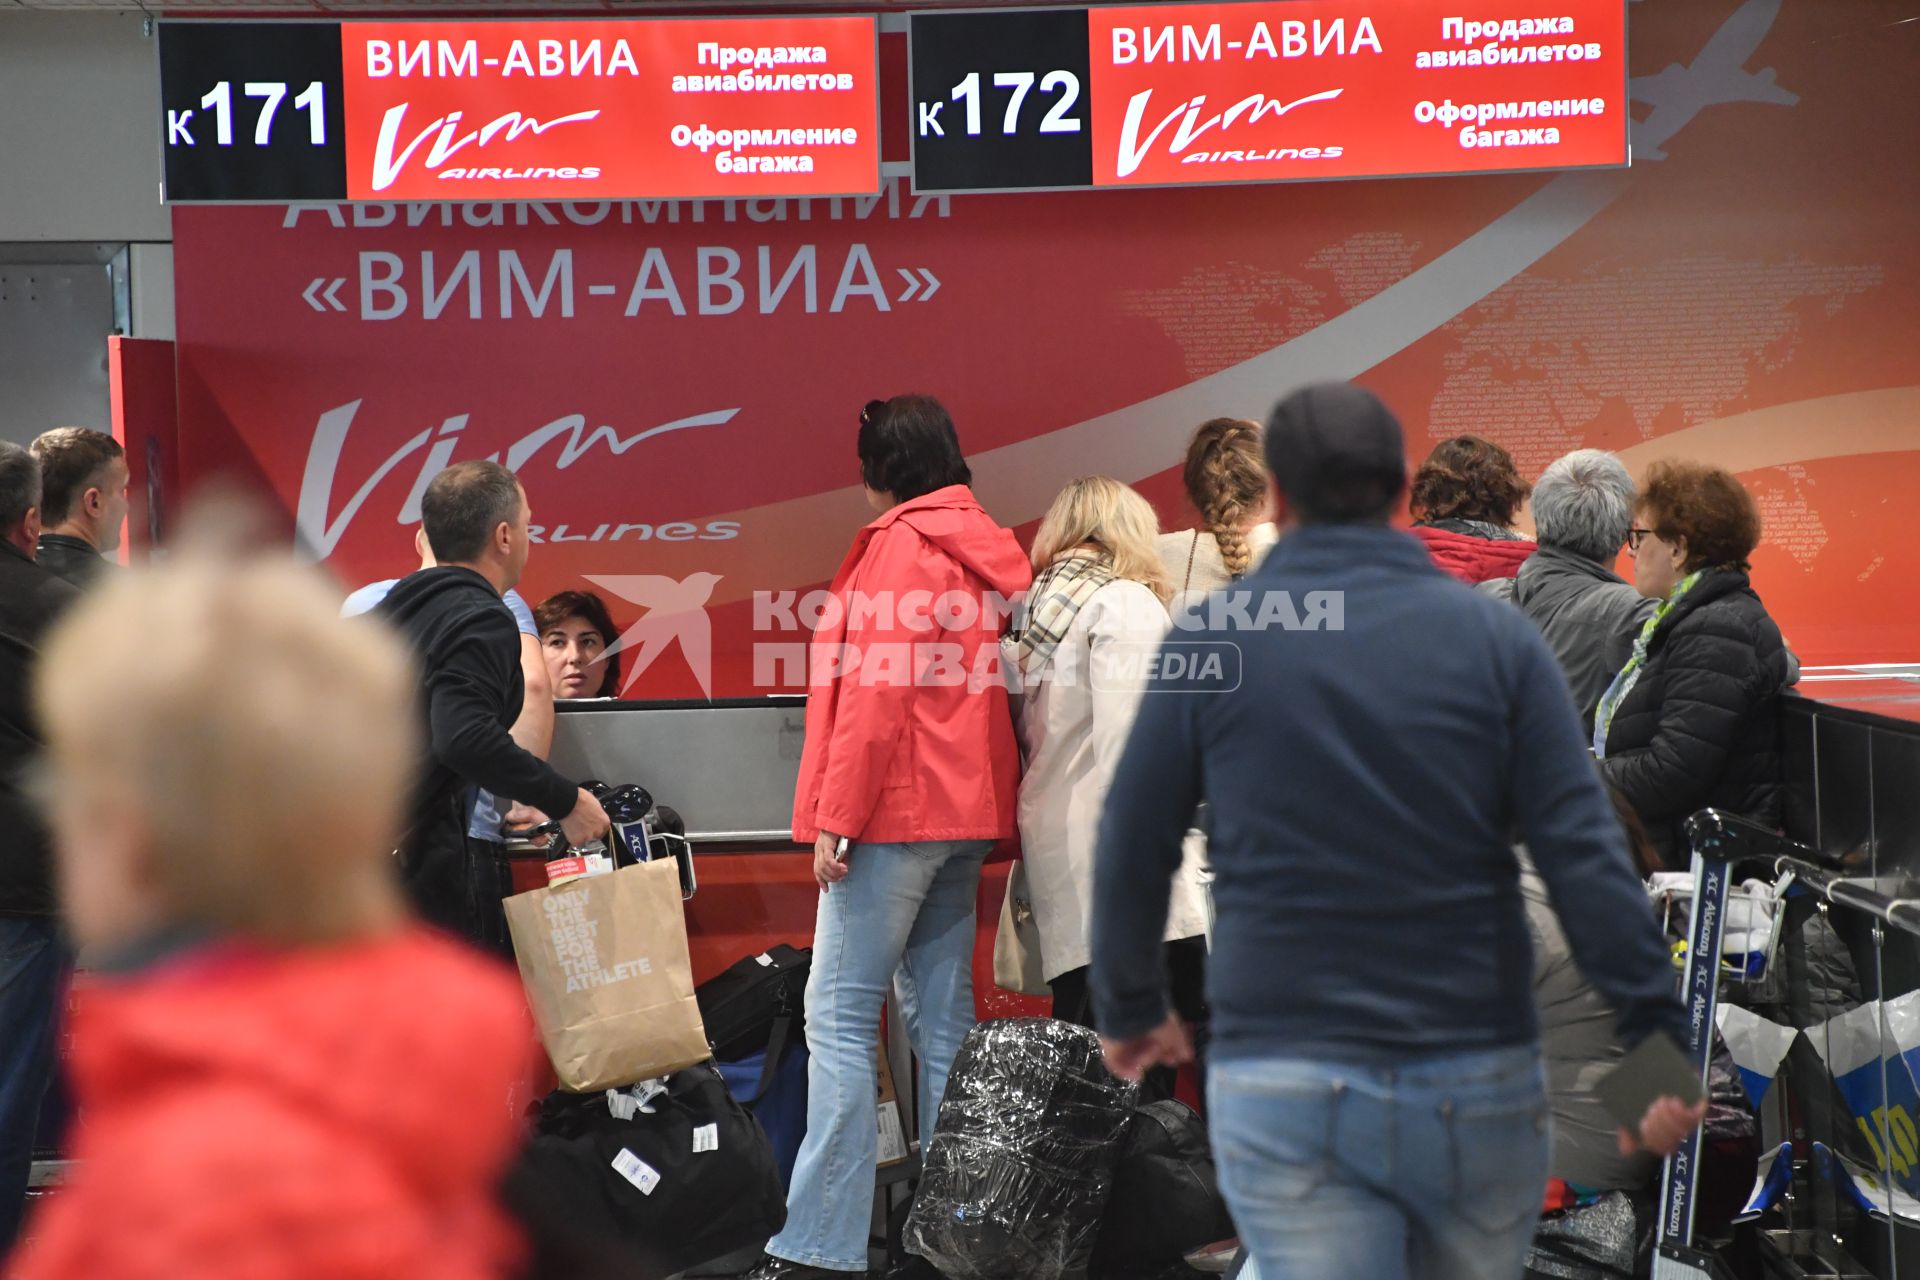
[1031,476,1172,602]
[1182,418,1267,577]
[35,552,418,945]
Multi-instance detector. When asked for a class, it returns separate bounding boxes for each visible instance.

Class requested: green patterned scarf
[1593,569,1704,757]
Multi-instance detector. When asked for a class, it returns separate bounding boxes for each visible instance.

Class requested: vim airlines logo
[1115,88,1343,177]
[371,104,603,192]
[295,400,738,559]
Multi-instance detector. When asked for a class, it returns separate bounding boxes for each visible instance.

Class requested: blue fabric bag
[716,1041,809,1190]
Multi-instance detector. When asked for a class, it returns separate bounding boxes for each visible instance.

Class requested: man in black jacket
[28,427,127,590]
[376,461,608,945]
[0,442,80,1250]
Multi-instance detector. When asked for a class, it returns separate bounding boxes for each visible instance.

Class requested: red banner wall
[171,0,1920,698]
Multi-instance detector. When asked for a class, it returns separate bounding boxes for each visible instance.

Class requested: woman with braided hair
[1155,417,1278,607]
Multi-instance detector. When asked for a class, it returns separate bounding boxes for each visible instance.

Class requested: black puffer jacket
[1600,568,1790,867]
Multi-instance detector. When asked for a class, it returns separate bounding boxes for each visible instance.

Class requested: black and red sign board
[158,17,881,203]
[908,0,1628,193]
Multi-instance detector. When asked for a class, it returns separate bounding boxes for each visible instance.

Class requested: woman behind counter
[534,590,621,700]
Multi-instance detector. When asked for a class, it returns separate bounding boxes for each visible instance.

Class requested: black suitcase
[696,945,811,1102]
[1093,1099,1235,1274]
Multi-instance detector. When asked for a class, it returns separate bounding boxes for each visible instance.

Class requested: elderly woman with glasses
[1592,460,1792,868]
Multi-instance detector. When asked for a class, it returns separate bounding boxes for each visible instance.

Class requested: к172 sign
[909,0,1627,193]
[159,17,880,203]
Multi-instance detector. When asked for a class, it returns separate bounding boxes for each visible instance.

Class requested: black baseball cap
[1264,383,1409,525]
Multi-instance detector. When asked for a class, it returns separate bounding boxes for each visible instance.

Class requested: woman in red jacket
[752,396,1031,1280]
[9,551,536,1280]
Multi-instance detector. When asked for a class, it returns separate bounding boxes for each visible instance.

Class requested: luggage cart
[1661,810,1892,1280]
[1652,811,1740,1280]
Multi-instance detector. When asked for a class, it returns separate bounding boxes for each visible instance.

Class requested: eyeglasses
[1626,527,1656,551]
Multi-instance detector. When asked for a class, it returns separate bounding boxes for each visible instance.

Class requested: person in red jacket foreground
[751,396,1032,1280]
[6,541,535,1280]
[1408,434,1537,593]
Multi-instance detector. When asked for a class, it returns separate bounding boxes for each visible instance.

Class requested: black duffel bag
[509,1064,787,1280]
[696,944,810,1103]
[1093,1099,1235,1275]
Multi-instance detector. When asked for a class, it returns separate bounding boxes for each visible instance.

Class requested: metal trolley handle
[520,820,571,861]
[1654,810,1848,1279]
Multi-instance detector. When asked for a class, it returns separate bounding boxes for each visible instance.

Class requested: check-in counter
[550,697,807,846]
[549,697,1041,1022]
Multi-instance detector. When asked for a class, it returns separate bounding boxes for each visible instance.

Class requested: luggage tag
[612,1148,662,1196]
[601,784,657,868]
[609,816,654,868]
[605,1078,669,1121]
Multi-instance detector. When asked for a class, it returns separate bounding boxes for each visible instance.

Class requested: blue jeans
[767,839,989,1273]
[1209,1046,1549,1280]
[0,918,64,1253]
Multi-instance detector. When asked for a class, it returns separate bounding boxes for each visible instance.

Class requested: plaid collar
[1012,553,1115,678]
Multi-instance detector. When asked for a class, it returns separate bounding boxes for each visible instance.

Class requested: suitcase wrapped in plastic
[905,1018,1136,1280]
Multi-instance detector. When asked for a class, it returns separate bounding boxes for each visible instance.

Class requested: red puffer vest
[1412,523,1538,585]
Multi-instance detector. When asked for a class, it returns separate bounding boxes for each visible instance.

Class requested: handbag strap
[1182,530,1199,599]
[744,977,801,1106]
[744,1013,791,1106]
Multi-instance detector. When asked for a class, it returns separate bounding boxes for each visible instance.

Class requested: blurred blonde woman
[1157,418,1277,605]
[13,549,535,1280]
[1011,476,1210,1099]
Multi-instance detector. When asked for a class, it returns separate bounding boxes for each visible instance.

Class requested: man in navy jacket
[1091,383,1701,1280]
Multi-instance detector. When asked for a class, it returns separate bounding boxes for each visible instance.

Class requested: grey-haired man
[1512,449,1659,734]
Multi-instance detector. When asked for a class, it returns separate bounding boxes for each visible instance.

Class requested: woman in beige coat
[1012,476,1211,1099]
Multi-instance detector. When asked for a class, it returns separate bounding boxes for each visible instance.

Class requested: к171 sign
[159,16,880,203]
[909,0,1627,193]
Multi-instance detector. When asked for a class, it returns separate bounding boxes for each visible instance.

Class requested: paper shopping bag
[505,858,711,1092]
